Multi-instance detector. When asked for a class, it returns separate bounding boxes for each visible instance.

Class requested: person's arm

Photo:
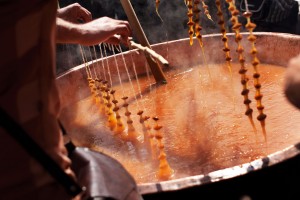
[56,17,132,46]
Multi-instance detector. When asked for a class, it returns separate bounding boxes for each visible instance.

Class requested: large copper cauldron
[57,32,300,199]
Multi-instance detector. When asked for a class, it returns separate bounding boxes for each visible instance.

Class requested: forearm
[56,18,83,44]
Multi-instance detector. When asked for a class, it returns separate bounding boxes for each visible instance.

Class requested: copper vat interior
[56,32,300,195]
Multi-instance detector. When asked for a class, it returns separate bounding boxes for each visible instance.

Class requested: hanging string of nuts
[225,0,257,133]
[186,0,195,45]
[243,10,267,139]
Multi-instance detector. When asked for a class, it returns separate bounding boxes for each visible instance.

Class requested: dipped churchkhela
[225,0,257,134]
[243,9,267,140]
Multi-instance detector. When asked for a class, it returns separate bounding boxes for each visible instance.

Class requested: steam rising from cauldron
[56,44,82,74]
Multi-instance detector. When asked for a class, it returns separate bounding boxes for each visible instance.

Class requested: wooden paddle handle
[120,0,167,83]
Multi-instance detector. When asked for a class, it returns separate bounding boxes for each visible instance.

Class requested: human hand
[56,16,132,46]
[57,3,92,23]
[76,17,132,46]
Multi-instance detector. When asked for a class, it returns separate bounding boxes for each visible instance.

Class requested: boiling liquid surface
[60,63,300,184]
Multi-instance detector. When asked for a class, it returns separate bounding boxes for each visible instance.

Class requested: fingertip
[87,12,92,21]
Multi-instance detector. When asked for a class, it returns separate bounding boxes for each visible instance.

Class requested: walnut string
[93,44,117,130]
[128,41,154,158]
[215,0,235,107]
[92,46,101,78]
[79,45,92,80]
[243,3,267,140]
[120,96,139,142]
[80,46,111,131]
[104,44,115,88]
[215,0,233,75]
[95,78,105,109]
[118,44,144,141]
[110,89,125,134]
[145,64,160,160]
[110,45,140,141]
[102,44,124,131]
[201,0,213,21]
[193,0,202,47]
[155,0,160,11]
[225,0,257,133]
[103,82,118,130]
[193,0,212,83]
[186,0,194,45]
[88,47,101,104]
[97,43,110,113]
[88,47,97,79]
[137,111,153,158]
[155,0,163,22]
[153,117,173,180]
[92,46,105,106]
[79,45,97,105]
[117,44,140,108]
[98,43,108,81]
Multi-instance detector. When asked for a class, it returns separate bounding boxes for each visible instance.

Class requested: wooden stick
[130,41,169,67]
[120,0,167,84]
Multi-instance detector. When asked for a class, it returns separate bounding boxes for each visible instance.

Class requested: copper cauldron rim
[137,142,300,194]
